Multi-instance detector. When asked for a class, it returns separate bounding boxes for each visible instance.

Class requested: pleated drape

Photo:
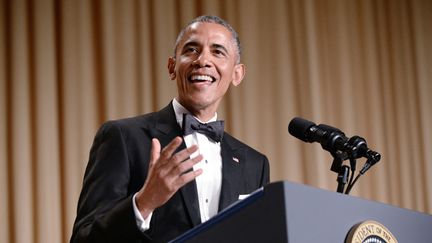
[1,0,431,242]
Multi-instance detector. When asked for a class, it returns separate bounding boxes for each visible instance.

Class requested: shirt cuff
[132,193,153,232]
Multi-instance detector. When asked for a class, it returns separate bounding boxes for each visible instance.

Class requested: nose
[193,50,212,68]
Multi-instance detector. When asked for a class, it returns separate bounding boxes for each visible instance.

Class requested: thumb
[149,138,161,166]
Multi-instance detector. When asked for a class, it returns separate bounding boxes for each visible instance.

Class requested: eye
[184,46,199,54]
[214,49,225,55]
[212,46,228,57]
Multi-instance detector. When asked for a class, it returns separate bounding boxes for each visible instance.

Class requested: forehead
[179,22,234,48]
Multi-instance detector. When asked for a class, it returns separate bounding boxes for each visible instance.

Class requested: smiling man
[70,15,270,243]
[168,19,244,121]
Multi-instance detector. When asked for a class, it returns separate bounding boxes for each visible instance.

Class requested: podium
[172,181,432,242]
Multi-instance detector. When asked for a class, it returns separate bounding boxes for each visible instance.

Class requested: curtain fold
[1,0,431,242]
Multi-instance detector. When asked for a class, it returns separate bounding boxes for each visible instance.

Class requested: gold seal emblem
[345,220,398,243]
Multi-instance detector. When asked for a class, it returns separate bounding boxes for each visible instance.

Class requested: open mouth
[188,74,216,83]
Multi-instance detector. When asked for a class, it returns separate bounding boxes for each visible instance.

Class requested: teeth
[190,75,213,82]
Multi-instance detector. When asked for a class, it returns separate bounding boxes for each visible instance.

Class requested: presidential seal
[345,220,398,243]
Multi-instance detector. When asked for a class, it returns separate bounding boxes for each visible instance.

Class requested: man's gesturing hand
[135,137,203,219]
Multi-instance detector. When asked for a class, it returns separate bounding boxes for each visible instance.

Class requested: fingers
[149,138,161,166]
[178,168,203,187]
[136,137,203,214]
[151,137,203,188]
[149,136,202,177]
[159,137,199,166]
[168,153,203,178]
[159,137,183,160]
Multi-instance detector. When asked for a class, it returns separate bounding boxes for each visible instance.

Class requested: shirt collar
[172,98,217,128]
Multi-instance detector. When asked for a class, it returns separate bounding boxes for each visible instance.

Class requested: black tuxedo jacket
[70,102,270,243]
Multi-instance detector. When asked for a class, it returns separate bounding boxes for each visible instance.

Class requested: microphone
[288,117,349,154]
[288,117,382,194]
[288,117,379,160]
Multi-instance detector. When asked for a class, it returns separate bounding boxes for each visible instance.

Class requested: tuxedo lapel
[179,175,201,226]
[218,136,244,211]
[150,103,202,227]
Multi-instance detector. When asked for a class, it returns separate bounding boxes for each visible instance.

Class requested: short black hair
[173,15,242,63]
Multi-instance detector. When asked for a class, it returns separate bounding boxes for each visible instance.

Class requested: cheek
[218,61,235,76]
[177,79,188,91]
[220,70,236,86]
[214,80,231,97]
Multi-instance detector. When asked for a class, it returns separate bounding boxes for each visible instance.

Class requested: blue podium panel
[172,181,432,243]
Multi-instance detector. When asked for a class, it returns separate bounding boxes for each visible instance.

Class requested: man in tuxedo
[70,15,270,242]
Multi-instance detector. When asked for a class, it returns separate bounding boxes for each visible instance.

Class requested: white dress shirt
[133,99,223,231]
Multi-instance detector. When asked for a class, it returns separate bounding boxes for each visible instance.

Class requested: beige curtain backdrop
[1,0,431,242]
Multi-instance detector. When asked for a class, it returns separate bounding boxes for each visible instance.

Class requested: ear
[231,63,245,86]
[167,57,176,80]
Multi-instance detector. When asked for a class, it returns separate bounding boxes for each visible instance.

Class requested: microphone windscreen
[288,117,316,142]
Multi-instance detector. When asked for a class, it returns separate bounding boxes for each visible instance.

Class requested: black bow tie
[182,113,224,142]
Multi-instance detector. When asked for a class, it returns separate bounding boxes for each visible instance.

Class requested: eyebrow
[181,41,199,51]
[182,41,230,55]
